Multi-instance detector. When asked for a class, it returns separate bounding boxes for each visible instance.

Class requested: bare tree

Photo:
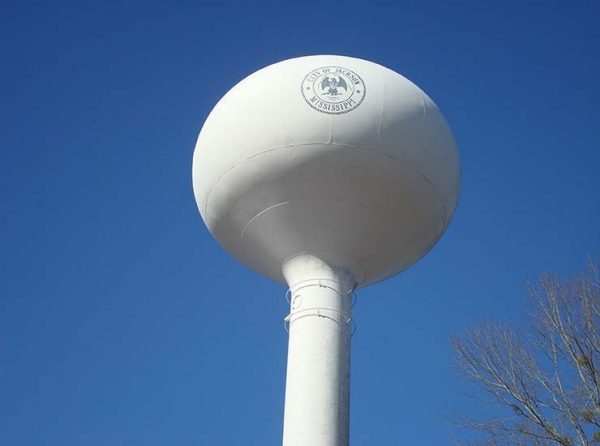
[451,260,600,446]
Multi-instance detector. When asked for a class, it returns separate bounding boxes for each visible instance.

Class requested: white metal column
[282,255,355,446]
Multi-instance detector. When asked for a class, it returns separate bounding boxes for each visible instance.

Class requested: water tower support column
[281,255,355,446]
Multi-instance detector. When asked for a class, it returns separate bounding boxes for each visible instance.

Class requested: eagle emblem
[320,76,348,96]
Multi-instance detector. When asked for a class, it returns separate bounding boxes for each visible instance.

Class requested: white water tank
[193,55,460,287]
[193,55,461,446]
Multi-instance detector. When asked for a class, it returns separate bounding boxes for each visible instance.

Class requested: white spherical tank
[193,55,460,287]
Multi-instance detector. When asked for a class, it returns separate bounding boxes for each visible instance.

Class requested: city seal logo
[301,66,366,115]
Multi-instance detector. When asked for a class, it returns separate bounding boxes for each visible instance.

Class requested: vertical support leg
[282,255,355,446]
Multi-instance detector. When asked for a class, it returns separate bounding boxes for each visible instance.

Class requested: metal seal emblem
[301,66,366,115]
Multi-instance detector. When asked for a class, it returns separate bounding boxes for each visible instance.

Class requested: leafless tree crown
[452,261,600,446]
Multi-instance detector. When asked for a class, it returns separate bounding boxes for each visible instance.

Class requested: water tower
[192,55,460,446]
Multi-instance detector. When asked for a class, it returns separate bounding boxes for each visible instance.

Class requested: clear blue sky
[1,1,598,445]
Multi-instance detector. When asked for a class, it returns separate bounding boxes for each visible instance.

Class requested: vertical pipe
[281,255,355,446]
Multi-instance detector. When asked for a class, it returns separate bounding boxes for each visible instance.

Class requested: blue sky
[1,1,598,445]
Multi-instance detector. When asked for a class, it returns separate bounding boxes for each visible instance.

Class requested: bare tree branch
[452,260,600,446]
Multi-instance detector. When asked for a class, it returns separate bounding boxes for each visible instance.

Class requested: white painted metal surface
[282,255,354,446]
[192,55,461,445]
[193,55,460,288]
